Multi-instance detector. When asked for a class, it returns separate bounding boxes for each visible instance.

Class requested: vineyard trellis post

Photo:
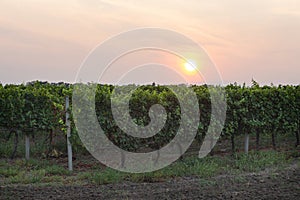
[66,96,73,171]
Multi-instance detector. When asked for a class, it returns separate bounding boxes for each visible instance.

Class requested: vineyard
[0,81,299,199]
[0,80,299,160]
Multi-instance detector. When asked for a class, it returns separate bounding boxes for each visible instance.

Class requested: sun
[184,61,197,72]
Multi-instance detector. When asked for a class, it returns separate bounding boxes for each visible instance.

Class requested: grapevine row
[0,81,299,158]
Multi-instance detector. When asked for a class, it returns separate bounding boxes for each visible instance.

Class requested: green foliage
[223,84,300,145]
[0,81,299,154]
[0,81,68,133]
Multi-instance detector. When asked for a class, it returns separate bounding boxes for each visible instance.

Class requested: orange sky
[0,0,299,85]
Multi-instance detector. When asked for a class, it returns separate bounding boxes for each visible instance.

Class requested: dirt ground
[1,163,299,200]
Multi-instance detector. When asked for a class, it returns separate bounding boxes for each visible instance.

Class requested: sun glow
[184,61,197,72]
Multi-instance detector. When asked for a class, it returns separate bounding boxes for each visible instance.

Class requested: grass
[44,165,71,176]
[0,129,297,186]
[91,169,126,184]
[232,150,287,172]
[8,170,46,184]
[77,150,292,185]
[0,167,19,177]
[0,150,295,186]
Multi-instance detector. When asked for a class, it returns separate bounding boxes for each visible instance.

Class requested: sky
[0,0,299,85]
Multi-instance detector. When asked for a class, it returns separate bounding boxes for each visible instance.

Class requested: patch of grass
[74,150,291,185]
[151,156,222,179]
[77,171,93,180]
[186,157,221,177]
[14,159,26,167]
[1,150,293,185]
[8,169,46,184]
[91,168,126,185]
[233,150,288,172]
[78,169,126,185]
[12,158,50,170]
[0,167,19,177]
[127,156,222,183]
[25,158,51,169]
[44,165,71,176]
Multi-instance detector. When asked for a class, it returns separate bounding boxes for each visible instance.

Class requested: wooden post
[66,96,73,171]
[25,134,30,160]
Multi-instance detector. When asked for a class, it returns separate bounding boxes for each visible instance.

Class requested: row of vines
[0,82,68,158]
[0,81,299,159]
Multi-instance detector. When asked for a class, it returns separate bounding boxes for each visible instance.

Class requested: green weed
[8,169,46,184]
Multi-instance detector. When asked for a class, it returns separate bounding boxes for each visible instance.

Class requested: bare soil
[1,163,299,200]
